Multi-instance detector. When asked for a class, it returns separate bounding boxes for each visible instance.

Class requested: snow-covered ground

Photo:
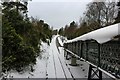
[2,41,50,78]
[1,35,113,79]
[57,36,64,47]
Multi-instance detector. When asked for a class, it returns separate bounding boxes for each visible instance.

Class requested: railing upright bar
[98,43,101,67]
[80,41,83,58]
[78,42,79,55]
[86,41,88,61]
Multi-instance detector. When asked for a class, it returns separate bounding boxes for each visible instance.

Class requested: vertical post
[88,64,93,80]
[64,43,66,57]
[75,42,76,54]
[98,43,102,80]
[87,41,102,80]
[99,69,102,80]
[70,43,71,50]
[71,42,73,52]
[65,43,69,60]
[98,43,101,67]
[80,41,83,58]
[88,64,102,80]
[86,41,88,61]
[70,42,78,66]
[78,41,80,57]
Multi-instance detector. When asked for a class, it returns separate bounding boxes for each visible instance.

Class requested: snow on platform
[58,47,89,79]
[57,47,72,79]
[47,35,65,78]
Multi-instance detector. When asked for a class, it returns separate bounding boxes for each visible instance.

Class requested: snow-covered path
[47,35,65,78]
[47,35,72,79]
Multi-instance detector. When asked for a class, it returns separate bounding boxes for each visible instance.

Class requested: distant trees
[59,1,118,39]
[52,29,58,35]
[58,27,64,36]
[2,1,52,72]
[74,22,89,37]
[59,21,78,39]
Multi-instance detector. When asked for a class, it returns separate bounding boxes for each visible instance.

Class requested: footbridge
[63,23,120,80]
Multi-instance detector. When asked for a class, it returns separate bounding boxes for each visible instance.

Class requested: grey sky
[28,0,92,29]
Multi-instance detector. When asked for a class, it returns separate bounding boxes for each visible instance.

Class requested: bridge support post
[69,55,79,66]
[88,64,102,80]
[65,51,70,60]
[70,56,77,66]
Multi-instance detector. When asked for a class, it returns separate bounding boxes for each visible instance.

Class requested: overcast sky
[28,0,92,29]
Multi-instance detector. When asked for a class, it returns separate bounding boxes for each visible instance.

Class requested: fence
[64,40,120,79]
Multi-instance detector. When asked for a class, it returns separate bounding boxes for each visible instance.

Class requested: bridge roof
[66,23,120,44]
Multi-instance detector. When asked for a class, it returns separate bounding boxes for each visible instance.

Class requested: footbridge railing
[63,23,120,80]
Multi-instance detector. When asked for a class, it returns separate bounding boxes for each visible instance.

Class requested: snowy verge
[2,42,50,78]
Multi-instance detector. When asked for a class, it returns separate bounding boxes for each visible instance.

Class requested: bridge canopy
[65,23,120,44]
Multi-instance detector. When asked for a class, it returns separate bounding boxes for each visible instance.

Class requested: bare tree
[100,0,117,25]
[84,1,117,31]
[115,0,120,23]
